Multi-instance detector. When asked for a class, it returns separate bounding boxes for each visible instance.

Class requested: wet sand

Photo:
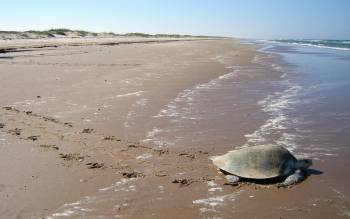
[0,38,348,218]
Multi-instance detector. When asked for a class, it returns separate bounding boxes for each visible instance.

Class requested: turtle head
[296,159,313,170]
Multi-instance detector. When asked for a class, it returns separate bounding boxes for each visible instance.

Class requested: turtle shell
[211,144,297,179]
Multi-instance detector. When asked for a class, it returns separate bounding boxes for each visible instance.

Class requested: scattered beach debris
[3,106,14,111]
[86,162,105,169]
[153,148,169,156]
[7,128,21,136]
[27,135,40,141]
[172,178,195,187]
[179,152,196,159]
[127,144,137,148]
[198,150,209,155]
[36,95,41,98]
[59,153,84,162]
[40,144,59,150]
[42,116,59,123]
[82,128,94,134]
[64,122,73,127]
[0,123,4,129]
[103,136,121,141]
[122,171,145,178]
[25,111,32,115]
[126,143,152,150]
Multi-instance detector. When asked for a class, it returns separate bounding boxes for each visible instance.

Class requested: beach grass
[0,28,214,39]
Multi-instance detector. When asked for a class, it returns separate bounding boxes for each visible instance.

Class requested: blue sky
[1,0,349,39]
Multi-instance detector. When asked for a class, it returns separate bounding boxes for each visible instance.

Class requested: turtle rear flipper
[277,169,306,188]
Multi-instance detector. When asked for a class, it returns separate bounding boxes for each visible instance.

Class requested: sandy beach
[0,37,349,219]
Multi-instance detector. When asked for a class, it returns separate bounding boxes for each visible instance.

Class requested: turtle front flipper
[277,169,306,188]
[225,175,240,185]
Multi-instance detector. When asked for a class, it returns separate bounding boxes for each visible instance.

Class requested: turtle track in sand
[0,105,216,183]
[0,105,248,218]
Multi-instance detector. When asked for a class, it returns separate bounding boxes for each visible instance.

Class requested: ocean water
[269,39,350,51]
[251,41,350,160]
[141,61,279,149]
[242,40,350,216]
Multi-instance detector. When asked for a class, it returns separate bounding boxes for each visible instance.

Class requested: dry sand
[0,38,348,218]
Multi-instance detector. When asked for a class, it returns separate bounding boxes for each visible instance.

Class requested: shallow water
[140,54,282,149]
[257,43,350,158]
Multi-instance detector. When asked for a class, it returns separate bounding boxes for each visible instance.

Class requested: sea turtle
[211,144,312,187]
